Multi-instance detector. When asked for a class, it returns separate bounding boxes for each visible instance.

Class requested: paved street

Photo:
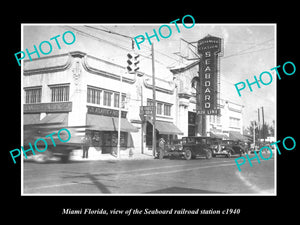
[23,154,275,195]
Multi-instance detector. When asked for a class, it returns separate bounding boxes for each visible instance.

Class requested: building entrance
[188,111,196,136]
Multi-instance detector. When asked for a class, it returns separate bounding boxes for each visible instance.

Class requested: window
[164,104,171,116]
[87,87,101,105]
[87,87,126,108]
[103,91,112,106]
[230,117,240,128]
[217,115,221,124]
[114,93,126,108]
[114,93,120,108]
[121,94,126,109]
[50,85,69,102]
[157,102,163,115]
[147,99,172,116]
[25,87,41,104]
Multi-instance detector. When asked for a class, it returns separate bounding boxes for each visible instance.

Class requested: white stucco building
[22,25,245,160]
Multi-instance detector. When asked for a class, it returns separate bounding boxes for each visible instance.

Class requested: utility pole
[117,70,122,159]
[257,108,260,140]
[140,84,144,154]
[151,43,156,157]
[253,121,256,151]
[261,106,265,143]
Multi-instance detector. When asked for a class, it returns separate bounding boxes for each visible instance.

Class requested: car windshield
[173,139,182,144]
[196,138,206,144]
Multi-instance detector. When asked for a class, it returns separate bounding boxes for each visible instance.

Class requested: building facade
[23,51,183,158]
[171,60,244,140]
[22,26,245,160]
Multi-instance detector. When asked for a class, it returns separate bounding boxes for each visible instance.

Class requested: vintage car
[170,136,214,160]
[23,124,87,163]
[212,139,245,158]
[158,139,183,159]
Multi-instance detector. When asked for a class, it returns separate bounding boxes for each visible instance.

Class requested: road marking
[23,160,227,183]
[23,159,270,192]
[24,161,237,191]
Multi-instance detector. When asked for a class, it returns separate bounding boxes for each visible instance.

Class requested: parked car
[165,139,183,159]
[158,139,183,159]
[212,140,245,157]
[170,136,214,160]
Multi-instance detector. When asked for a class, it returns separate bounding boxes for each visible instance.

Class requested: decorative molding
[23,53,72,75]
[72,60,82,86]
[178,92,192,99]
[143,78,175,95]
[169,60,200,74]
[82,55,136,84]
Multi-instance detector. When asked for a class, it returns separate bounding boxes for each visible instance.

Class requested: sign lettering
[197,35,222,115]
[87,106,127,118]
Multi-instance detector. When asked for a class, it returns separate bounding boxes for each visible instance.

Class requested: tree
[244,121,259,142]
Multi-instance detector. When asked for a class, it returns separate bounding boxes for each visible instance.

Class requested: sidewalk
[70,149,154,161]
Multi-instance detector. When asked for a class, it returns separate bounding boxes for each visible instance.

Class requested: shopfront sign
[197,35,222,115]
[24,102,72,113]
[140,106,156,115]
[87,106,127,118]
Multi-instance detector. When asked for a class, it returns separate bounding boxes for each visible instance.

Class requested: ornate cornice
[143,78,175,95]
[23,53,72,75]
[81,54,136,84]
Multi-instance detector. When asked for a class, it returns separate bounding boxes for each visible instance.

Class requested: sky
[23,23,276,129]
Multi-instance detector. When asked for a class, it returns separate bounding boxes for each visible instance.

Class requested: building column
[177,93,191,137]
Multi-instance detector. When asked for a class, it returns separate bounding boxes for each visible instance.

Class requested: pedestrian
[158,137,166,160]
[82,136,90,159]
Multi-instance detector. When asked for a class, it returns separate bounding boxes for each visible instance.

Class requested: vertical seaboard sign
[197,35,222,115]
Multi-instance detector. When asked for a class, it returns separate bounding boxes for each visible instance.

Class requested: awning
[151,120,183,135]
[86,114,138,132]
[23,113,69,144]
[229,131,248,141]
[210,132,228,139]
[38,113,68,125]
[23,113,40,125]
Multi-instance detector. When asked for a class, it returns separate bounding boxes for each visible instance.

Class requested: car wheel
[184,149,192,160]
[61,153,70,163]
[206,149,212,159]
[226,151,232,158]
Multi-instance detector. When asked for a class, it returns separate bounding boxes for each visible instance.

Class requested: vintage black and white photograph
[21,23,276,195]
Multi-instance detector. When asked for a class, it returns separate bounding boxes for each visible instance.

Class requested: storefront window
[86,131,127,148]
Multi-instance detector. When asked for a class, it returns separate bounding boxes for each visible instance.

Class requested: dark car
[212,140,245,157]
[174,136,214,160]
[165,139,183,159]
[159,139,183,159]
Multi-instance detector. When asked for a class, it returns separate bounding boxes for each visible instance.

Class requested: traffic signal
[127,52,140,73]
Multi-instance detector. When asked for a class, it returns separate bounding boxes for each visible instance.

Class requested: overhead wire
[66,25,275,104]
[65,25,170,68]
[83,25,190,68]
